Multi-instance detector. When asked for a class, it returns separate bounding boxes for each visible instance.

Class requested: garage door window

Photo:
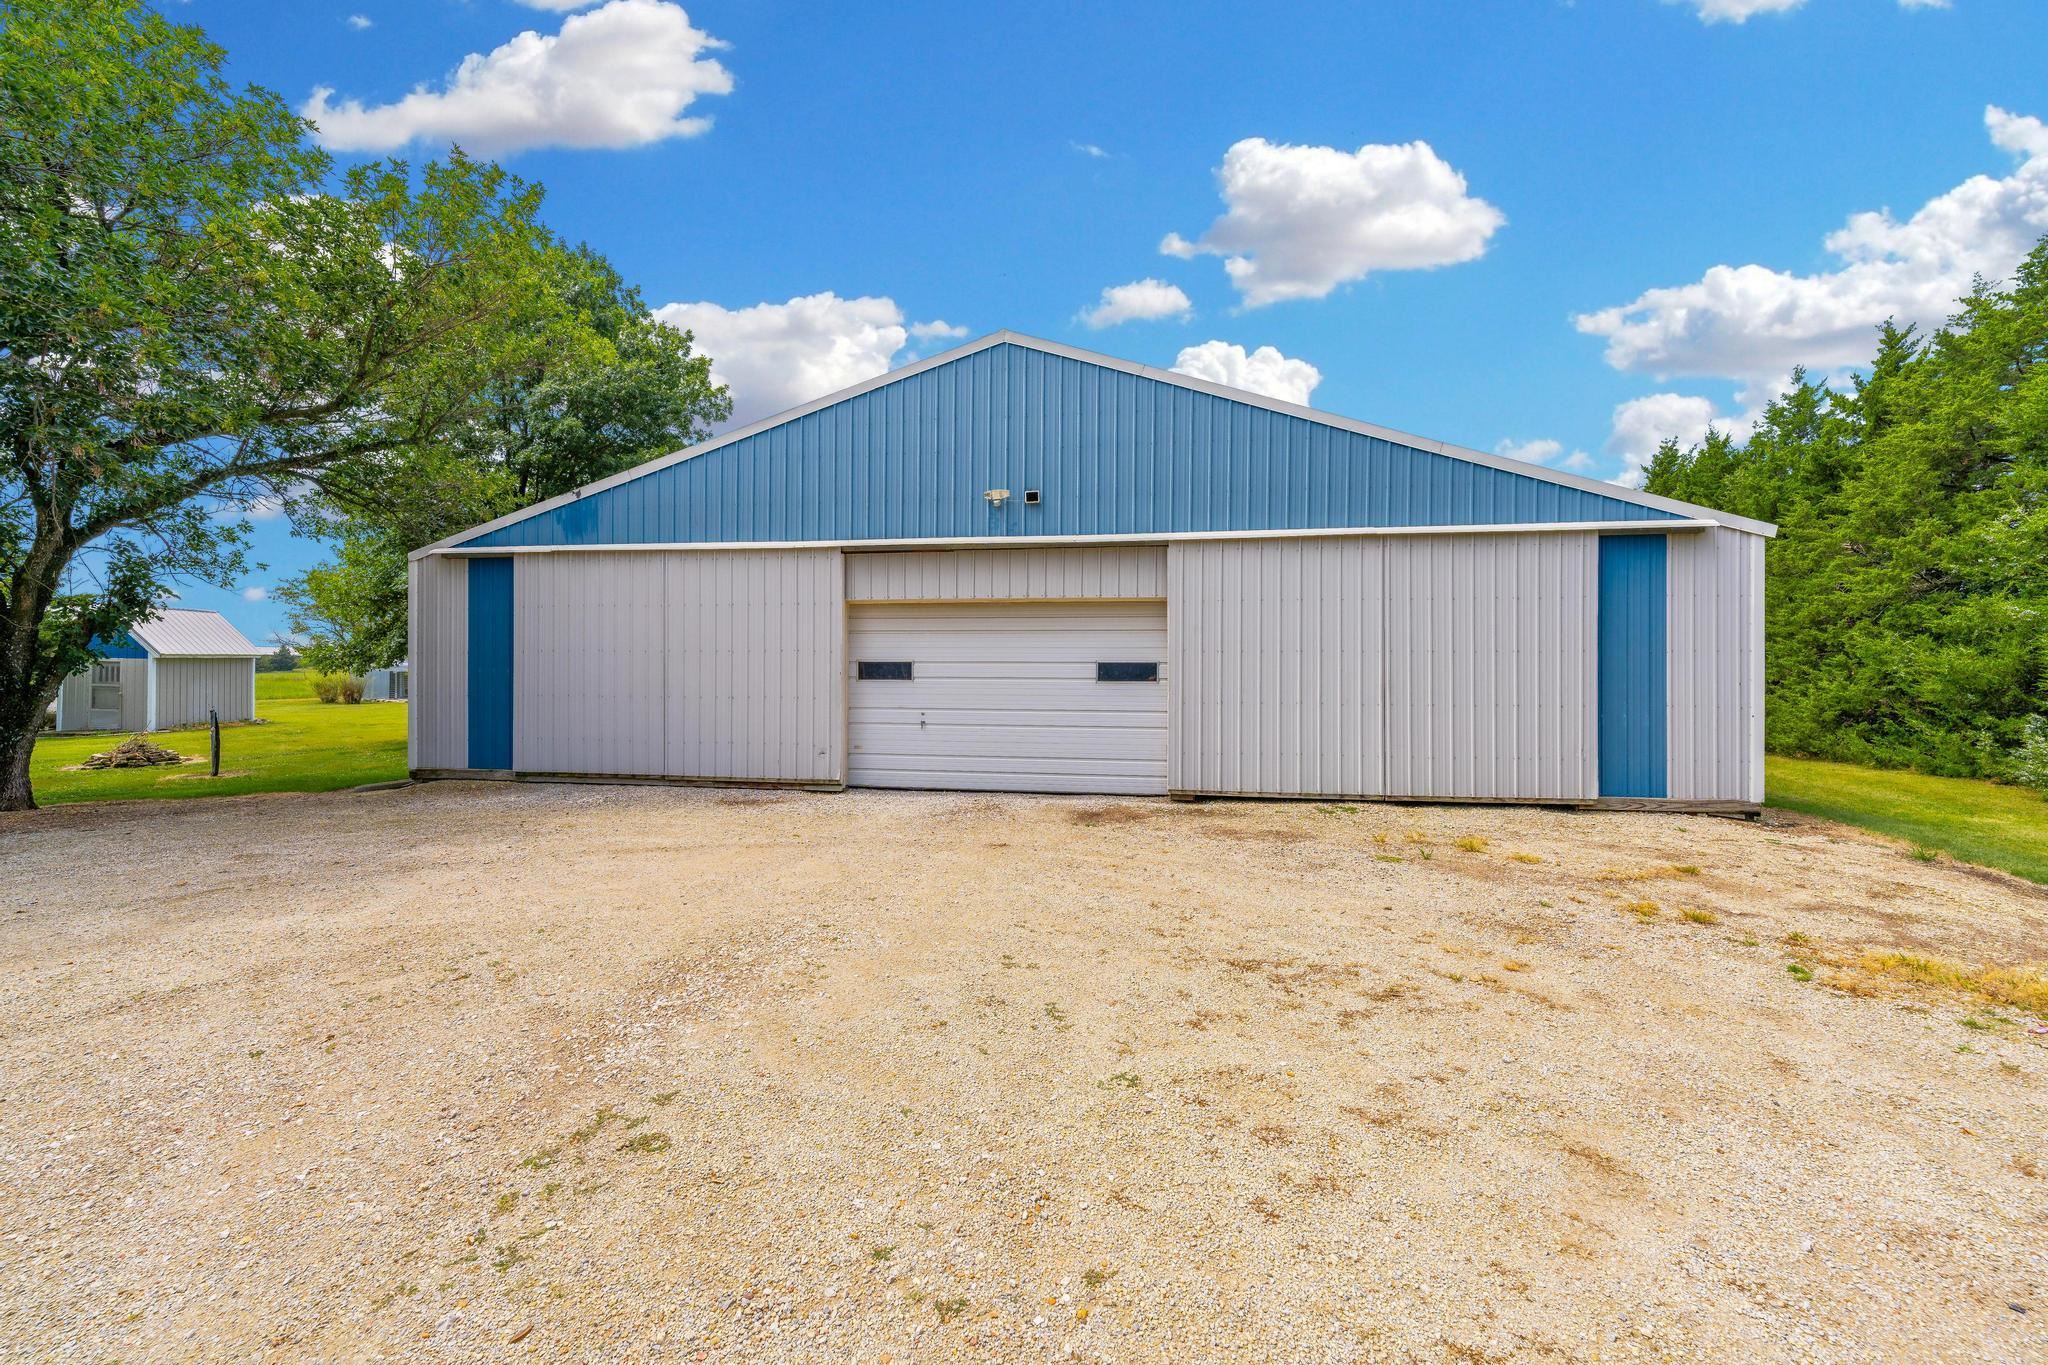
[1095,661,1159,682]
[858,660,914,680]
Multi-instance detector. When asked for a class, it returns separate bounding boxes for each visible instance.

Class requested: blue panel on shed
[89,633,149,660]
[1597,535,1668,799]
[466,557,514,771]
[466,343,1681,548]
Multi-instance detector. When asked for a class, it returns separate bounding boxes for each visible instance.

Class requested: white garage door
[848,600,1169,795]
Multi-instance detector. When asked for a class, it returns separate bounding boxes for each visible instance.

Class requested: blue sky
[170,0,2048,645]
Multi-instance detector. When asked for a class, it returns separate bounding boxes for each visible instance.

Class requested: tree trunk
[0,676,55,812]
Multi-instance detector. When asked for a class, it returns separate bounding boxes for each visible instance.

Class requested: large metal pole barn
[409,333,1772,812]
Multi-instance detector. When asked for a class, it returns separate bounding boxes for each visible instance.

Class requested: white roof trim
[419,331,1775,557]
[420,520,1720,557]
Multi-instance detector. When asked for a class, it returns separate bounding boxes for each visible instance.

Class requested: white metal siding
[848,601,1168,794]
[1382,534,1597,800]
[150,658,254,728]
[845,546,1167,602]
[409,554,468,769]
[505,549,843,782]
[1170,534,1599,800]
[54,659,148,731]
[1169,538,1386,796]
[1668,527,1766,804]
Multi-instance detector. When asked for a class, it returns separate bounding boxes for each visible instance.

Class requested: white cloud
[345,14,372,31]
[908,320,969,341]
[302,0,733,155]
[1898,0,1951,8]
[1071,141,1109,159]
[1577,107,2048,384]
[1669,0,1805,21]
[1080,278,1193,328]
[1161,137,1505,307]
[513,0,600,9]
[1495,437,1596,474]
[1170,341,1322,406]
[652,292,962,426]
[242,586,269,603]
[1601,393,1769,487]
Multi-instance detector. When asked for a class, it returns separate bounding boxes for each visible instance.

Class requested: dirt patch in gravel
[2,784,2045,1360]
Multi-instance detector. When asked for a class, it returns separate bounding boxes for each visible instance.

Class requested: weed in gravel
[1623,901,1660,920]
[1671,865,1702,876]
[1105,1071,1142,1089]
[1787,963,1815,982]
[540,1182,561,1200]
[1737,936,1761,947]
[567,1107,623,1146]
[1417,847,1435,861]
[1912,846,1940,862]
[1502,960,1531,972]
[493,1191,519,1217]
[1510,852,1543,865]
[1316,804,1358,815]
[651,1090,679,1106]
[1044,1002,1071,1029]
[1858,952,2048,1016]
[1375,854,1404,863]
[369,1282,419,1309]
[1785,931,1812,947]
[1082,1266,1117,1289]
[934,1296,969,1323]
[1960,1016,1995,1032]
[1680,907,1719,925]
[492,1246,524,1273]
[520,1148,560,1171]
[1372,832,1390,846]
[619,1131,672,1155]
[869,1244,894,1262]
[246,1048,263,1059]
[1455,836,1490,852]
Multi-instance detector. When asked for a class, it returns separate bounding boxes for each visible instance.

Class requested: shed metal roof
[424,331,1775,555]
[129,609,263,658]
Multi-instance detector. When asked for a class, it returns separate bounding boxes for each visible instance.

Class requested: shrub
[338,675,364,704]
[312,676,340,703]
[2011,715,2048,798]
[312,674,366,704]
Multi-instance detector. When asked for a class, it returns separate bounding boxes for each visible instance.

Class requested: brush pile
[77,735,187,769]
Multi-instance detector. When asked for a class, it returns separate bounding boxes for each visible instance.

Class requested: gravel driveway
[2,783,2044,1361]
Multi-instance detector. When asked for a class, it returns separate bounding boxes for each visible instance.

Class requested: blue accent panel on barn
[466,343,1679,548]
[466,557,515,771]
[1597,534,1669,799]
[89,633,149,660]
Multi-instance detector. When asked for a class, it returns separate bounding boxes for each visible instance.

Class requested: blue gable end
[466,341,1677,549]
[89,633,149,660]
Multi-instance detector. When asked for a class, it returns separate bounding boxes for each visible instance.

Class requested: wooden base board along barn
[407,333,1771,812]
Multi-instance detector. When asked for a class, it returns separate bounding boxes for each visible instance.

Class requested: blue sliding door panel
[466,557,515,771]
[1597,535,1668,799]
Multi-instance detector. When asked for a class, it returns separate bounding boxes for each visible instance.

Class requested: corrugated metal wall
[1385,535,1599,800]
[467,344,1678,549]
[409,555,469,769]
[1169,538,1386,797]
[846,546,1166,601]
[509,549,843,782]
[1170,534,1598,800]
[1668,527,1765,803]
[154,658,254,728]
[53,659,148,731]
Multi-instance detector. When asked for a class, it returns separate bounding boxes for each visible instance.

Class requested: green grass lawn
[30,669,407,806]
[1767,755,2048,885]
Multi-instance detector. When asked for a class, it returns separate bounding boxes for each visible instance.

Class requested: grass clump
[618,1131,673,1155]
[1680,907,1719,925]
[1787,963,1815,982]
[1454,836,1489,853]
[1858,952,2048,1017]
[1508,852,1543,865]
[1622,901,1660,921]
[934,1296,969,1324]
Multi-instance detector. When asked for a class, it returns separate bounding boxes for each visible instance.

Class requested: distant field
[30,669,406,805]
[1766,755,2048,885]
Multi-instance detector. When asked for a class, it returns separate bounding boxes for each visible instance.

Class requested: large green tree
[279,246,728,675]
[0,0,721,808]
[1644,243,2048,779]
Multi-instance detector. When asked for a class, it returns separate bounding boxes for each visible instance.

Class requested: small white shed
[364,662,410,701]
[53,608,263,733]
